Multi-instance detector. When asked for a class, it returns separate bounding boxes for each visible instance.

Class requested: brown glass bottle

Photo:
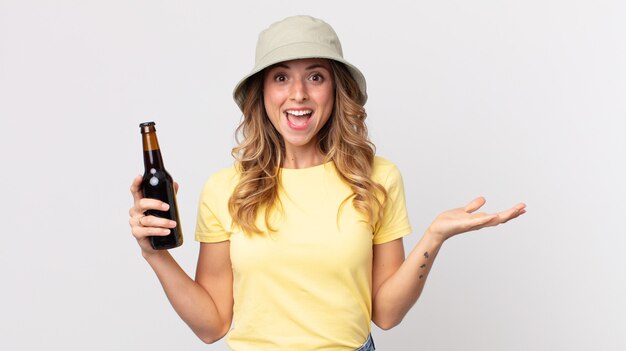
[139,121,183,250]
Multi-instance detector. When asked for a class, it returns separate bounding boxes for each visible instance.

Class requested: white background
[1,0,624,350]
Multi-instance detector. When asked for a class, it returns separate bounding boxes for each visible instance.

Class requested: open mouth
[285,109,313,129]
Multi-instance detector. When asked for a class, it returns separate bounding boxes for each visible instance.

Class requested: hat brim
[233,42,367,111]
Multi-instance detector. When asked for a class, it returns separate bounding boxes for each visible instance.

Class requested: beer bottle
[139,121,183,250]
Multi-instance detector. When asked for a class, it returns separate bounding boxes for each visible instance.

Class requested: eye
[274,73,287,82]
[309,73,324,83]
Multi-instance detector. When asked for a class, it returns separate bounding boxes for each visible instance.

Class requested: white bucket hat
[233,15,367,111]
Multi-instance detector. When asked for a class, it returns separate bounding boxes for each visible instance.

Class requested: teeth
[286,110,312,117]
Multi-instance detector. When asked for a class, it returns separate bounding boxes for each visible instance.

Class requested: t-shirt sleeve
[373,162,412,245]
[194,169,234,243]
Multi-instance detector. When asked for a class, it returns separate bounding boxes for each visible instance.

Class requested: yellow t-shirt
[195,156,412,350]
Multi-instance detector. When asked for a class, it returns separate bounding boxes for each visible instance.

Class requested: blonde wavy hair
[229,60,386,234]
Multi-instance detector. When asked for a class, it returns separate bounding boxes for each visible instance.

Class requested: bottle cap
[139,121,156,134]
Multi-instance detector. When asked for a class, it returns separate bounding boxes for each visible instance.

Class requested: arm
[129,176,233,343]
[371,234,442,330]
[371,197,526,330]
[142,243,233,343]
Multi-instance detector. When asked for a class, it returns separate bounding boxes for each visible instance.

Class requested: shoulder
[206,165,240,185]
[200,164,241,198]
[372,156,403,186]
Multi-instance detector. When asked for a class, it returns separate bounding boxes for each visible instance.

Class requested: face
[263,58,335,154]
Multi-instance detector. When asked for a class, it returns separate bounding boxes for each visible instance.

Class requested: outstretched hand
[427,197,526,244]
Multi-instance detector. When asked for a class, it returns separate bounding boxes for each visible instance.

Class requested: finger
[464,197,486,213]
[138,198,170,212]
[131,225,172,239]
[467,213,498,231]
[129,216,136,228]
[174,181,179,194]
[128,206,141,218]
[492,204,527,224]
[130,175,144,202]
[140,216,177,229]
[503,207,527,223]
[128,214,147,228]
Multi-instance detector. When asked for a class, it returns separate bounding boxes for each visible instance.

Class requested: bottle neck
[142,130,165,169]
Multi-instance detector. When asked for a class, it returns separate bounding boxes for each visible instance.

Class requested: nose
[289,79,308,102]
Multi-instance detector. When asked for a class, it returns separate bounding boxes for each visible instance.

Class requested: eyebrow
[270,63,330,71]
[305,63,329,70]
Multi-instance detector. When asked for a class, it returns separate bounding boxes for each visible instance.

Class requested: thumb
[130,175,144,202]
[464,197,486,213]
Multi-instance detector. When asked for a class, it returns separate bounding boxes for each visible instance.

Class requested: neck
[282,146,326,169]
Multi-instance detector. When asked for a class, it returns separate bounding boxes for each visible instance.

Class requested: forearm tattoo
[419,252,430,279]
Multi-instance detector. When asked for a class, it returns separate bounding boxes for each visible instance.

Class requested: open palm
[427,197,526,243]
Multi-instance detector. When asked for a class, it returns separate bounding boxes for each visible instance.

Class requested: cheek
[263,94,279,120]
[311,83,334,105]
[324,84,335,107]
[320,90,335,115]
[263,88,285,114]
[263,98,283,131]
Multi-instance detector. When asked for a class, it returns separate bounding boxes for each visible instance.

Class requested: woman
[128,15,526,351]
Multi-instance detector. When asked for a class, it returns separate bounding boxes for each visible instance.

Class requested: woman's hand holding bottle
[129,175,179,257]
